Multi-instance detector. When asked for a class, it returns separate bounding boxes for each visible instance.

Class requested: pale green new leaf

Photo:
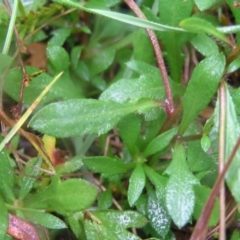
[128,164,146,207]
[179,53,225,133]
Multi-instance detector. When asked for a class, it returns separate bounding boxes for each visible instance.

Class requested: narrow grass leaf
[179,53,225,133]
[180,17,232,46]
[53,0,184,32]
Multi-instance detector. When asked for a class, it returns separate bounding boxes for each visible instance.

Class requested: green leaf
[88,47,115,76]
[179,53,225,133]
[82,156,128,177]
[4,67,82,105]
[68,212,85,239]
[133,30,154,63]
[25,178,98,214]
[24,211,67,229]
[0,196,8,239]
[128,164,146,207]
[47,44,70,72]
[214,85,240,203]
[84,220,117,240]
[53,0,184,32]
[148,193,170,238]
[231,87,240,115]
[164,143,198,228]
[158,0,193,81]
[118,114,141,155]
[191,33,219,57]
[143,128,177,157]
[231,231,240,240]
[226,0,240,42]
[29,99,158,137]
[0,54,12,73]
[93,210,148,228]
[0,152,15,202]
[49,28,72,46]
[187,140,215,172]
[201,134,211,152]
[100,72,164,103]
[144,165,168,201]
[71,46,83,70]
[193,185,219,226]
[179,17,232,46]
[194,0,222,11]
[56,156,83,174]
[19,158,42,200]
[98,190,113,210]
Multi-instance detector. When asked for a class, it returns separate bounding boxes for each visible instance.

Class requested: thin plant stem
[218,81,226,240]
[3,0,27,118]
[190,135,240,240]
[2,0,18,54]
[124,0,174,116]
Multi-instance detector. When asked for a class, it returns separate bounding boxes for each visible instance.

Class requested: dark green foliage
[1,0,240,239]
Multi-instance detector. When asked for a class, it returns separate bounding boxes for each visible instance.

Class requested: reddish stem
[124,0,174,116]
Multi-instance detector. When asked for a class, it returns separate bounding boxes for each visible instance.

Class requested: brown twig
[124,0,174,116]
[218,81,227,240]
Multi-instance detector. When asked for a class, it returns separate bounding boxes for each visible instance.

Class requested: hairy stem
[124,0,174,116]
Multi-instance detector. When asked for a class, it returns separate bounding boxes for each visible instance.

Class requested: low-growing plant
[1,0,240,239]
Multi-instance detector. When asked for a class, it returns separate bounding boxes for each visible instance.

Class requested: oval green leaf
[83,156,127,177]
[29,99,158,137]
[128,164,146,207]
[179,53,225,133]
